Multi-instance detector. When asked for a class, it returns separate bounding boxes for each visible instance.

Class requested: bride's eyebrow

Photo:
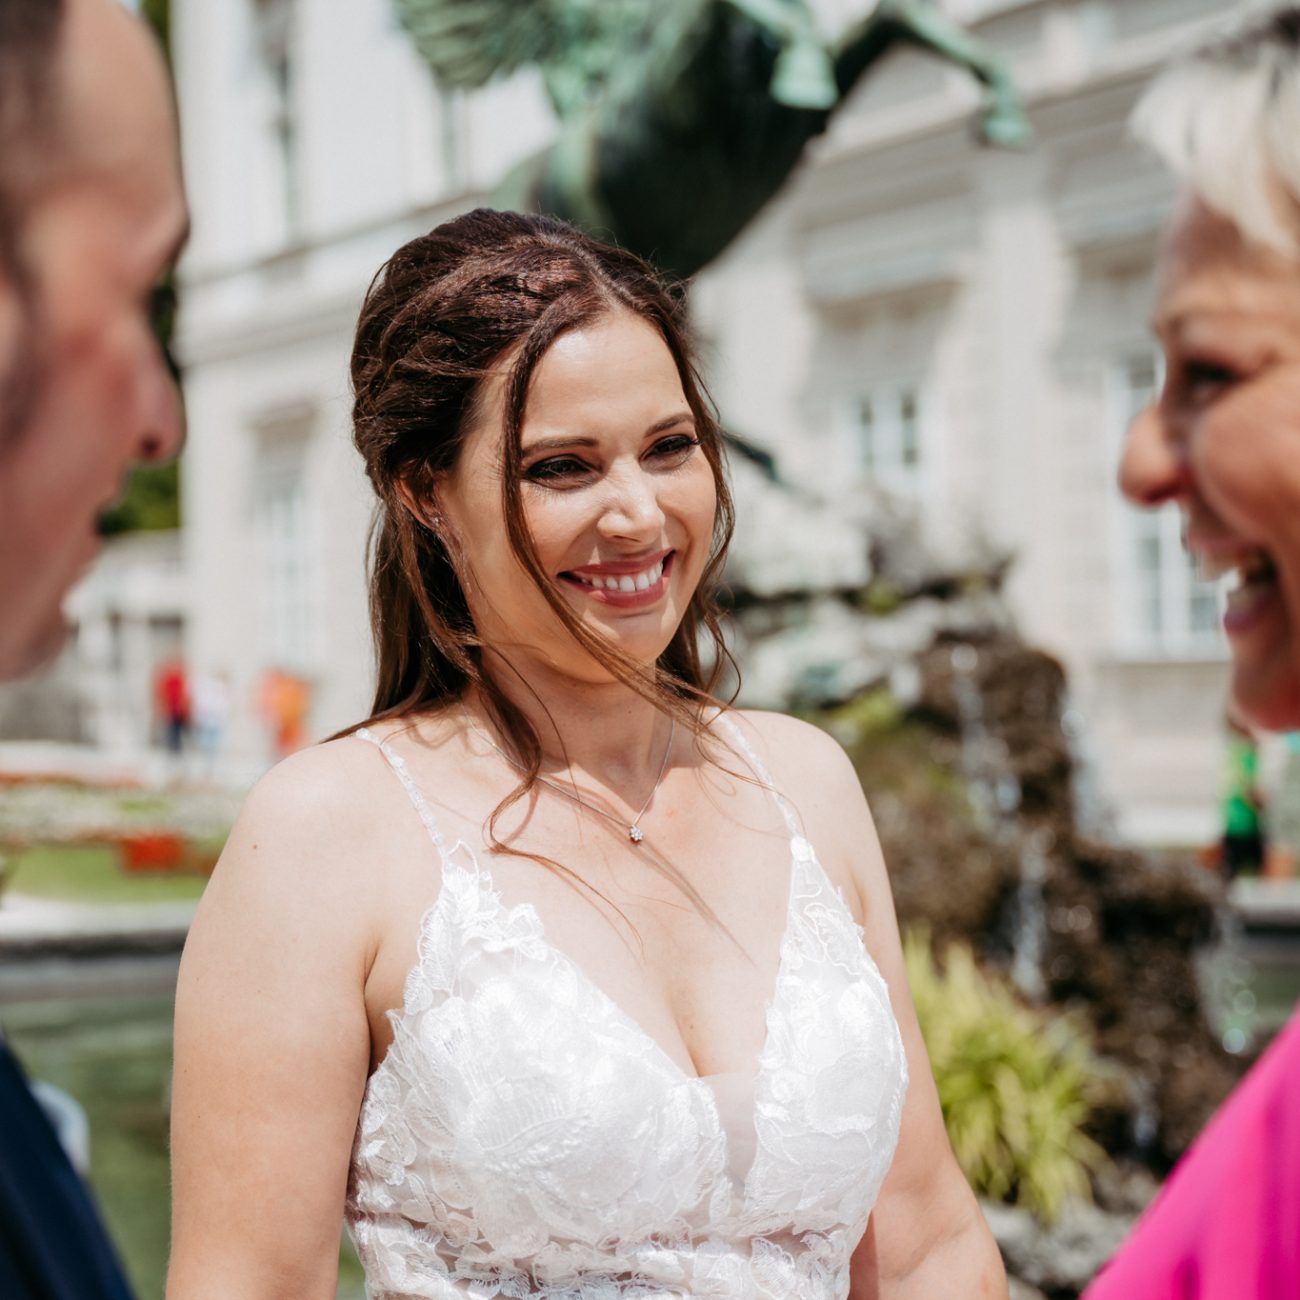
[646,411,695,434]
[520,412,694,457]
[521,435,600,456]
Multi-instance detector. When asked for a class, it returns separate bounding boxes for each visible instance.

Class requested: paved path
[1231,878,1300,930]
[0,891,197,957]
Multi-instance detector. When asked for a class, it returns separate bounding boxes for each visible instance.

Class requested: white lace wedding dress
[345,719,908,1299]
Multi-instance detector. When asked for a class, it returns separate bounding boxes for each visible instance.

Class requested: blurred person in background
[1086,8,1300,1296]
[0,0,186,1294]
[191,666,230,783]
[154,655,190,758]
[256,665,311,761]
[1220,705,1266,878]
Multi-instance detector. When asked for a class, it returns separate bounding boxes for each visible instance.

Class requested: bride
[166,208,1006,1299]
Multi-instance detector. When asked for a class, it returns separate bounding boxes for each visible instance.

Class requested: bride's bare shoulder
[235,730,386,835]
[203,723,432,912]
[717,707,859,791]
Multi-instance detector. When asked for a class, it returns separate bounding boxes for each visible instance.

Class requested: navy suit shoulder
[0,1039,134,1300]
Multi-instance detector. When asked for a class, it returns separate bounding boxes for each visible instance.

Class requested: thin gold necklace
[462,707,675,846]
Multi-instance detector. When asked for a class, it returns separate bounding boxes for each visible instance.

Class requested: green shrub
[824,688,904,743]
[857,581,903,615]
[904,929,1109,1224]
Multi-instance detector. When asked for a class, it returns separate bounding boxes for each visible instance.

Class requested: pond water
[0,956,366,1300]
[1199,898,1300,1056]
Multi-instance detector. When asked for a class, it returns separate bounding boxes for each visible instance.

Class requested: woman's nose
[1118,401,1191,508]
[598,467,665,538]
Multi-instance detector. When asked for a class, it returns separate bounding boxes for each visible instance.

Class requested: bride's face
[437,310,718,681]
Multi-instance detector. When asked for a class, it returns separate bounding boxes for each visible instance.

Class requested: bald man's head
[0,0,66,212]
[0,0,188,678]
[0,0,66,440]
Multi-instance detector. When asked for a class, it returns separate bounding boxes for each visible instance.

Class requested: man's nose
[1118,401,1190,508]
[137,364,185,464]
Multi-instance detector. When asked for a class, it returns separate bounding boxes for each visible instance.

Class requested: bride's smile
[436,311,717,679]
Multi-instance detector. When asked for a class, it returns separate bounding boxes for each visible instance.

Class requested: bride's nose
[596,466,666,540]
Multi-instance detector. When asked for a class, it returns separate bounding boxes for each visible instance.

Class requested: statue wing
[392,0,558,90]
[392,0,665,106]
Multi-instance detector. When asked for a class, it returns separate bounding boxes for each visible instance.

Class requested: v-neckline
[359,717,822,1091]
[447,835,810,1089]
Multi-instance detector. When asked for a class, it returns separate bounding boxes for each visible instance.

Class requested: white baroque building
[171,0,1255,838]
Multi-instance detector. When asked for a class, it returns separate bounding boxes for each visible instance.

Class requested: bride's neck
[467,671,678,787]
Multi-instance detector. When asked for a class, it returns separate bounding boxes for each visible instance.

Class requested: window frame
[1105,351,1226,660]
[842,379,930,501]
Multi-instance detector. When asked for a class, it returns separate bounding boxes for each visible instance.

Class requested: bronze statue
[396,0,1029,280]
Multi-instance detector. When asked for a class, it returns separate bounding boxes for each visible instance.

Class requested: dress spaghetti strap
[712,711,805,842]
[355,727,450,859]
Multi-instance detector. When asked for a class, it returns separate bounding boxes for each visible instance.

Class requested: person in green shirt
[1222,709,1265,879]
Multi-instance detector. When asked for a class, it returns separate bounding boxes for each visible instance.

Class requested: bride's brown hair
[346,208,737,845]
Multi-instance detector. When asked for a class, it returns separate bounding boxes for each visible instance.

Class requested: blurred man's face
[0,0,188,679]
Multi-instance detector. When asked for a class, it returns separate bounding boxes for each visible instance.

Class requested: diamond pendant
[628,825,645,844]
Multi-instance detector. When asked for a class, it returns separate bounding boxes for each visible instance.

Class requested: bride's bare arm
[167,746,378,1300]
[745,713,1009,1300]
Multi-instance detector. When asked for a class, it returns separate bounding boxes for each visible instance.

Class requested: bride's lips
[558,549,674,609]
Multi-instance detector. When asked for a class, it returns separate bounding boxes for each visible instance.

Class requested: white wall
[171,0,1248,835]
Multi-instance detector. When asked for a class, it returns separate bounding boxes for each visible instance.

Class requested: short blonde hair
[1132,7,1300,256]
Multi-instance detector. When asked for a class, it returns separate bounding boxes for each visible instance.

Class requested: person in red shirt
[155,658,190,756]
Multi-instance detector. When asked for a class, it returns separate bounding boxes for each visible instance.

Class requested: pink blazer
[1084,1009,1300,1299]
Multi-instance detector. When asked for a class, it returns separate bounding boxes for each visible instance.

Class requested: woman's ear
[396,475,442,532]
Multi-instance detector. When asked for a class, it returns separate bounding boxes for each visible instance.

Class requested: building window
[848,382,925,497]
[439,85,468,194]
[251,0,299,239]
[1110,353,1224,657]
[253,425,318,675]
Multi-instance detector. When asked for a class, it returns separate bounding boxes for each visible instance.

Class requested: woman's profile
[165,208,1005,1299]
[1085,7,1300,1295]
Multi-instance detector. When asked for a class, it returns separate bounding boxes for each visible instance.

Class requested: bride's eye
[647,435,700,463]
[523,456,593,483]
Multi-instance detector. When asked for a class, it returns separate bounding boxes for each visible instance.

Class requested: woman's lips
[559,551,674,608]
[1184,534,1283,639]
[1223,568,1284,638]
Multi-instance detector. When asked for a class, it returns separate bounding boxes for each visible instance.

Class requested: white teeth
[1195,547,1274,586]
[572,558,666,591]
[1195,554,1239,582]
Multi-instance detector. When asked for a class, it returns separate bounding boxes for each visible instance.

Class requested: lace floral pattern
[346,725,908,1299]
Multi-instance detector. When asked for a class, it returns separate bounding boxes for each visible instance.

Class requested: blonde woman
[1088,9,1300,1296]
